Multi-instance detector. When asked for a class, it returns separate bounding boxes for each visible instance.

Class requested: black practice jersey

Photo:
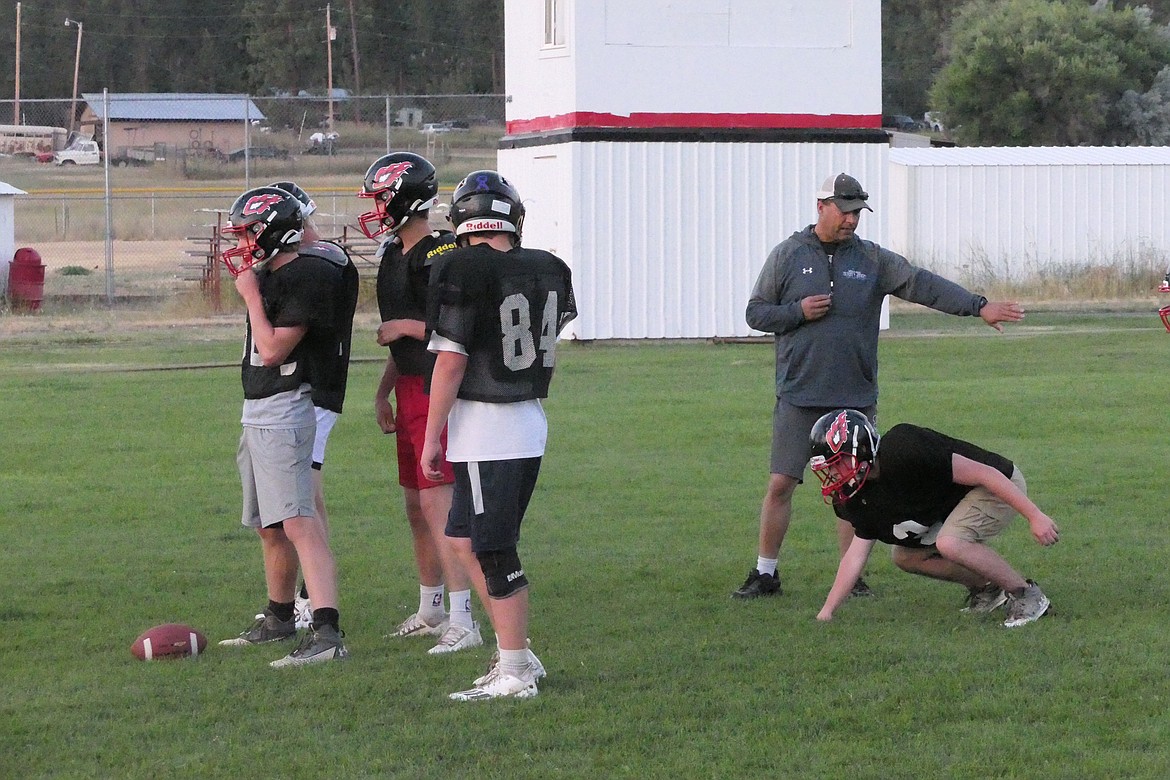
[376,230,458,377]
[241,254,341,401]
[301,241,359,413]
[833,424,1015,547]
[430,244,576,403]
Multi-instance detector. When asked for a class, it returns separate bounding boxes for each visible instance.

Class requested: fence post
[103,88,114,304]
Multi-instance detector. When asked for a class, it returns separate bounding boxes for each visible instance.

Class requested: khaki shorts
[770,399,877,480]
[936,467,1027,543]
[237,425,316,529]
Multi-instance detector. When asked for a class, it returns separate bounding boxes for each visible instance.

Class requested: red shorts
[394,374,455,490]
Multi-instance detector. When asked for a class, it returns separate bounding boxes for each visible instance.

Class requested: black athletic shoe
[850,577,876,598]
[731,568,782,599]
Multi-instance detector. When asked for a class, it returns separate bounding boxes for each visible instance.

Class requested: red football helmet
[220,187,304,277]
[356,152,438,239]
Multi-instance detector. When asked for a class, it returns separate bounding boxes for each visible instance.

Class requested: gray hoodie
[746,225,984,407]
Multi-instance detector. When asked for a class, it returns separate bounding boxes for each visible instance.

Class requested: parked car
[420,122,453,134]
[226,146,290,163]
[882,115,924,132]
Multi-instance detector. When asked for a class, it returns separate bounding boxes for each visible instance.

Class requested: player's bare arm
[950,454,1060,546]
[374,353,400,434]
[233,270,306,366]
[376,317,426,346]
[817,536,876,621]
[421,350,467,481]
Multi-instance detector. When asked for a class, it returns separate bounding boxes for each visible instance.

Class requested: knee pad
[477,548,529,599]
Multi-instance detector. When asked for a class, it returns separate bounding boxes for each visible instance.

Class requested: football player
[422,170,576,700]
[269,181,359,631]
[809,409,1059,627]
[217,185,352,667]
[361,152,483,654]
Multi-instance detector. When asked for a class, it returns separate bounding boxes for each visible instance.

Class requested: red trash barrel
[8,247,45,312]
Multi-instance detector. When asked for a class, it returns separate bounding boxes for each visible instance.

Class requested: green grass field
[2,310,1169,778]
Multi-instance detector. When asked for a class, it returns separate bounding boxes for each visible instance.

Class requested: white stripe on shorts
[467,461,484,515]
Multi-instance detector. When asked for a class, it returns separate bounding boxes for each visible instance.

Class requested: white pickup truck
[53,139,102,165]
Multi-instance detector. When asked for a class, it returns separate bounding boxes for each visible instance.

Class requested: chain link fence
[1,93,504,314]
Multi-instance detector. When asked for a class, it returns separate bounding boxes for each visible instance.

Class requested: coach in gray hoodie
[732,172,1024,602]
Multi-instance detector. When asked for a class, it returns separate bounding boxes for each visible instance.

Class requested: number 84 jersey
[429,244,576,403]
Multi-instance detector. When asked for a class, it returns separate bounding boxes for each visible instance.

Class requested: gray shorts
[936,467,1027,544]
[237,426,316,529]
[770,399,877,481]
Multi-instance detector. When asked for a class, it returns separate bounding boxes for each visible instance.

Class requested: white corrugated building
[887,146,1170,281]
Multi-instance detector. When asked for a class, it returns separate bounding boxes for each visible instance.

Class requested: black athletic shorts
[446,457,542,553]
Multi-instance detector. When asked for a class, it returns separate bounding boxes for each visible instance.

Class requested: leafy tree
[929,0,1170,145]
[1116,65,1170,144]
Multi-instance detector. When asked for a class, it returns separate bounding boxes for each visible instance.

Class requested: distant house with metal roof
[78,93,266,158]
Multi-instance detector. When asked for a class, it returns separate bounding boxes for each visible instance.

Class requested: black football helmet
[449,170,524,243]
[221,186,304,277]
[809,409,880,503]
[269,180,317,219]
[357,152,438,239]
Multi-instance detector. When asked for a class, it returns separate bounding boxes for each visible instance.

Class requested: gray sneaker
[1003,580,1050,628]
[962,583,1008,614]
[219,611,296,646]
[270,624,349,668]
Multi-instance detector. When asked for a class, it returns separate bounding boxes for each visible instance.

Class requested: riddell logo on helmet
[463,218,508,232]
[374,162,412,188]
[242,193,284,216]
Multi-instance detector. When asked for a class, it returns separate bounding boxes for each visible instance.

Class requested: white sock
[448,589,473,629]
[419,584,445,617]
[498,648,530,678]
[756,557,778,577]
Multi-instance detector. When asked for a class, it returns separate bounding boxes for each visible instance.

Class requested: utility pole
[326,3,335,133]
[14,2,21,124]
[346,0,361,122]
[65,18,83,135]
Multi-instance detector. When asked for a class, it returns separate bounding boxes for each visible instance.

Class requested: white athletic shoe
[293,594,313,630]
[428,622,484,655]
[474,643,545,686]
[1003,580,1050,628]
[450,664,540,701]
[388,611,448,638]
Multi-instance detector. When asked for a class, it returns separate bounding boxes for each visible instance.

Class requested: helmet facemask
[810,453,872,503]
[221,221,273,277]
[356,189,437,240]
